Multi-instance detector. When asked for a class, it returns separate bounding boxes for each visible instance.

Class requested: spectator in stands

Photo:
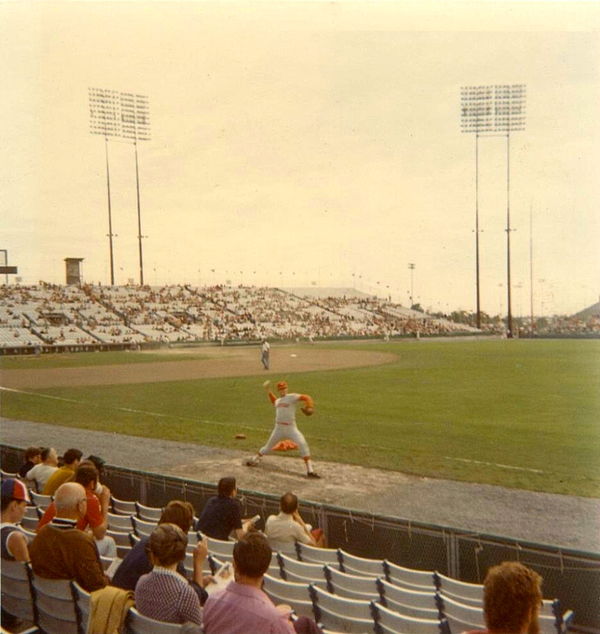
[112,500,212,603]
[467,561,543,634]
[38,463,117,558]
[265,492,325,551]
[1,479,30,562]
[198,477,252,541]
[134,523,202,628]
[43,447,83,495]
[203,532,319,634]
[29,482,107,592]
[25,446,58,492]
[18,446,41,478]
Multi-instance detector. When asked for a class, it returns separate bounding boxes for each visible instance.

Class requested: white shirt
[264,512,312,552]
[25,464,58,491]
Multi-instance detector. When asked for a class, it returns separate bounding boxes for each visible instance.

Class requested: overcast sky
[2,0,599,316]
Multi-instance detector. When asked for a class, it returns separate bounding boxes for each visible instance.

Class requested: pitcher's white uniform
[259,391,314,456]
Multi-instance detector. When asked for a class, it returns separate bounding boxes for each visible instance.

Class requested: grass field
[2,339,599,497]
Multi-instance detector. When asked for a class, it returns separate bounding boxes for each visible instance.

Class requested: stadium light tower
[408,263,415,306]
[461,84,526,336]
[89,88,151,285]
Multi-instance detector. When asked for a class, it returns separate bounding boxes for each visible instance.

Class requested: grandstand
[0,283,479,353]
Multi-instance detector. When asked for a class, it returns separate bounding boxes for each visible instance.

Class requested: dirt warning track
[0,347,396,389]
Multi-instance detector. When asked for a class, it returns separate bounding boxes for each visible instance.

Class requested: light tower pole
[461,84,526,336]
[89,88,151,286]
[408,263,415,306]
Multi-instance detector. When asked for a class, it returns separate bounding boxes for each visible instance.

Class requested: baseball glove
[301,407,314,416]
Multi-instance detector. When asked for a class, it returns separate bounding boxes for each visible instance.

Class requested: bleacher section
[0,283,479,352]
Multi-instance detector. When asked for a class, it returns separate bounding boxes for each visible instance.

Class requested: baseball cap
[1,478,30,503]
[276,381,288,390]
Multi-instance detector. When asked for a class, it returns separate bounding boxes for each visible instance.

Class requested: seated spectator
[38,463,116,558]
[43,447,83,495]
[469,561,543,634]
[18,446,41,478]
[29,482,107,592]
[134,523,202,628]
[203,532,319,634]
[112,500,211,603]
[25,447,58,492]
[1,479,31,562]
[198,477,251,541]
[265,492,325,551]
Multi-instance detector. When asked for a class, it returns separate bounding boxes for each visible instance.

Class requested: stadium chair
[107,511,135,532]
[372,602,449,634]
[206,535,235,560]
[30,568,80,634]
[131,515,158,537]
[135,501,163,522]
[324,565,381,600]
[71,581,91,633]
[339,549,386,577]
[30,491,53,510]
[278,552,329,584]
[309,583,378,633]
[21,506,42,531]
[262,573,315,619]
[1,559,35,623]
[20,526,38,542]
[106,528,133,559]
[124,606,199,633]
[376,578,440,619]
[296,542,343,568]
[111,495,137,516]
[433,572,483,604]
[129,532,141,547]
[383,561,437,592]
[1,467,19,479]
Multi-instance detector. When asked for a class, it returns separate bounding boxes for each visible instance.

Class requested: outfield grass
[2,339,599,497]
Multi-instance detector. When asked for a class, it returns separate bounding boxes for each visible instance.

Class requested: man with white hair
[29,482,107,592]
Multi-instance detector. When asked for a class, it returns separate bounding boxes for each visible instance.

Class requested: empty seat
[376,578,440,619]
[30,568,80,634]
[30,490,53,510]
[1,559,35,622]
[296,542,342,567]
[434,572,483,605]
[383,561,437,592]
[107,511,134,532]
[262,574,315,619]
[206,536,235,560]
[111,495,137,516]
[372,602,449,634]
[135,501,163,522]
[309,583,377,633]
[278,553,328,584]
[339,549,385,578]
[131,516,158,537]
[324,565,380,601]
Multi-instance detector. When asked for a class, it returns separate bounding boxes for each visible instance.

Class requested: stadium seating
[262,573,316,619]
[309,583,378,633]
[278,552,329,584]
[1,559,35,623]
[125,606,198,633]
[376,578,440,619]
[30,569,80,634]
[372,602,449,634]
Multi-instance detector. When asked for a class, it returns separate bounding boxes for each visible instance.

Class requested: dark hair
[74,464,98,489]
[40,447,54,461]
[25,446,41,460]
[484,561,542,633]
[160,500,195,533]
[148,523,188,567]
[1,497,15,512]
[233,532,272,579]
[86,455,106,475]
[217,477,236,498]
[63,448,83,465]
[280,492,298,515]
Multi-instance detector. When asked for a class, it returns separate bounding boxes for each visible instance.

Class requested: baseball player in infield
[246,380,321,478]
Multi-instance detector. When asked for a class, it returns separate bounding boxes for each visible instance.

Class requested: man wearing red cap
[246,380,320,478]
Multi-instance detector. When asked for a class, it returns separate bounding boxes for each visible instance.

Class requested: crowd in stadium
[0,283,479,350]
[2,446,563,634]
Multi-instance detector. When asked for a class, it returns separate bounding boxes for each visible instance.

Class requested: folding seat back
[107,511,134,532]
[436,594,485,631]
[296,542,342,567]
[278,552,328,584]
[383,561,437,592]
[124,606,199,633]
[131,515,158,537]
[1,559,35,622]
[310,583,377,633]
[1,468,18,479]
[373,602,448,634]
[262,573,315,619]
[339,549,385,578]
[106,528,133,559]
[325,565,380,600]
[30,569,79,634]
[135,501,163,522]
[376,578,440,619]
[206,536,235,560]
[71,581,91,633]
[30,490,53,509]
[434,572,483,605]
[111,495,137,516]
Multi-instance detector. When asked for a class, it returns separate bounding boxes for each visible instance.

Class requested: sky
[2,0,599,316]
